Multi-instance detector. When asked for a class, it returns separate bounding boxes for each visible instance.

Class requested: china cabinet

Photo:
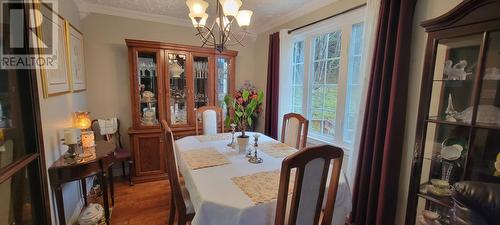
[126,39,237,182]
[405,1,500,225]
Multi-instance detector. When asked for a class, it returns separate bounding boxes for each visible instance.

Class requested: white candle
[64,128,78,145]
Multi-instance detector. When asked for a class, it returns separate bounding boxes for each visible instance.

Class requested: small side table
[48,141,116,225]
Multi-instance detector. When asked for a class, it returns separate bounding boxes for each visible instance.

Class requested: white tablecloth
[175,132,352,225]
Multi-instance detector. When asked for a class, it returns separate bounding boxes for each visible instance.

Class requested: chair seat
[182,185,195,214]
[114,148,131,160]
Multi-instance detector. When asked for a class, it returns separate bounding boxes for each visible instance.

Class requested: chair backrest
[281,113,309,150]
[195,106,224,135]
[275,145,344,225]
[91,118,122,148]
[161,120,188,214]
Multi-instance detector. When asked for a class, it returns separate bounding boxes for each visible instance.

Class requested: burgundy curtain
[264,32,280,139]
[351,0,417,225]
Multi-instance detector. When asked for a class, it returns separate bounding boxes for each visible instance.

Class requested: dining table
[175,132,352,225]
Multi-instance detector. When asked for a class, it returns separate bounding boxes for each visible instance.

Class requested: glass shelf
[137,52,159,126]
[169,53,188,125]
[193,56,209,109]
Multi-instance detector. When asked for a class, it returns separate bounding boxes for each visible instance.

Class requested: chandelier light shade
[186,0,209,19]
[219,0,242,17]
[190,12,208,27]
[186,0,252,52]
[236,10,252,28]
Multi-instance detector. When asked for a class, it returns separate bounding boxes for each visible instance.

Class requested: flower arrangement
[224,81,264,138]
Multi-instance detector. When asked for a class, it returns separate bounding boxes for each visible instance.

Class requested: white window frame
[288,7,365,151]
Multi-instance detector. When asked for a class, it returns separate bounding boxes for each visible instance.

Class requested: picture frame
[65,22,86,92]
[36,3,71,98]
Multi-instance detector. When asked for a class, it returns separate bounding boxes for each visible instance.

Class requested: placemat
[181,148,230,170]
[232,170,295,204]
[195,133,232,142]
[259,141,298,158]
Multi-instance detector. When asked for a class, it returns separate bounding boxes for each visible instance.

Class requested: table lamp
[74,111,95,148]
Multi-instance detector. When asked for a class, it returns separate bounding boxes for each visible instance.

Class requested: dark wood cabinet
[126,39,237,182]
[405,1,500,224]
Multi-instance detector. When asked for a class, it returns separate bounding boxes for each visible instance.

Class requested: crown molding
[75,1,193,27]
[253,0,338,34]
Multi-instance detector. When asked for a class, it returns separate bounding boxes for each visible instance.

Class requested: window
[288,14,365,147]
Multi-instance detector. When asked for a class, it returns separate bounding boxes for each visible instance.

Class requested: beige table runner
[232,170,295,204]
[259,141,298,158]
[181,148,230,170]
[196,133,232,142]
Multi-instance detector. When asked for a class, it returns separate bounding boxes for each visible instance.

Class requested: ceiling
[75,0,337,34]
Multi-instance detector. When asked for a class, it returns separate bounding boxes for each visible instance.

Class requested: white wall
[81,13,256,149]
[394,1,464,225]
[38,0,87,224]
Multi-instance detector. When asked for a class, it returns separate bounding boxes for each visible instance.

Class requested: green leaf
[242,90,249,101]
[235,111,243,117]
[257,91,264,103]
[224,116,231,127]
[247,117,253,127]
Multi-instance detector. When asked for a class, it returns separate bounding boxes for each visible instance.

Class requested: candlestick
[227,123,236,149]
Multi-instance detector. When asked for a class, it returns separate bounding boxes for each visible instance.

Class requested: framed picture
[65,22,86,92]
[36,3,70,98]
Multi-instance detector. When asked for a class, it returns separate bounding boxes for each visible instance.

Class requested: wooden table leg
[55,185,66,225]
[81,178,88,206]
[100,172,110,224]
[108,167,115,206]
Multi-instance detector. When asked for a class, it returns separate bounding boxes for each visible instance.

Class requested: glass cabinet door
[168,53,189,126]
[216,57,231,109]
[137,51,159,127]
[469,31,500,183]
[193,55,210,108]
[428,35,483,123]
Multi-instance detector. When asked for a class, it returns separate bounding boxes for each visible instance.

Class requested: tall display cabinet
[126,39,237,182]
[405,1,500,224]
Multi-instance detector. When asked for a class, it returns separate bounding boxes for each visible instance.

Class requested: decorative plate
[440,144,463,161]
[430,179,450,189]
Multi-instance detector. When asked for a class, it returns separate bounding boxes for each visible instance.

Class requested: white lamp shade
[186,0,208,18]
[189,13,208,27]
[219,0,242,17]
[236,10,252,27]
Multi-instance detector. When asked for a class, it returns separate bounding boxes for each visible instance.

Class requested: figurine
[444,94,457,121]
[444,60,472,80]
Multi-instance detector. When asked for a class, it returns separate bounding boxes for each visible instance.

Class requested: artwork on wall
[37,3,70,98]
[66,22,86,92]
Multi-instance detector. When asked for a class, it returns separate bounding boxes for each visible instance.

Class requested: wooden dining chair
[275,145,344,225]
[194,106,224,135]
[281,113,309,150]
[161,120,195,225]
[91,119,133,186]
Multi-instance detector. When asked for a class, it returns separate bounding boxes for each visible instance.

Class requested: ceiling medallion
[186,0,252,52]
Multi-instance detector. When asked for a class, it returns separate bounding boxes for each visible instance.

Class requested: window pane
[343,22,365,144]
[292,85,303,108]
[323,120,335,136]
[311,120,322,133]
[326,59,340,84]
[312,85,325,109]
[313,61,326,84]
[294,41,304,63]
[293,63,304,85]
[314,35,328,60]
[324,86,338,110]
[328,31,342,58]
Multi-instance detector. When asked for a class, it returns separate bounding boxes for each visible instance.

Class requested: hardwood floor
[110,178,171,225]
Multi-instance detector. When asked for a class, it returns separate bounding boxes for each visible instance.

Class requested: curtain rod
[288,3,368,34]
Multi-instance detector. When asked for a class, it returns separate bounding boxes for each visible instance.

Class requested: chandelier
[186,0,253,52]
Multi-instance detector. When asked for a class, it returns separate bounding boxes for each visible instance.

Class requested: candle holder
[227,123,236,149]
[248,134,263,164]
